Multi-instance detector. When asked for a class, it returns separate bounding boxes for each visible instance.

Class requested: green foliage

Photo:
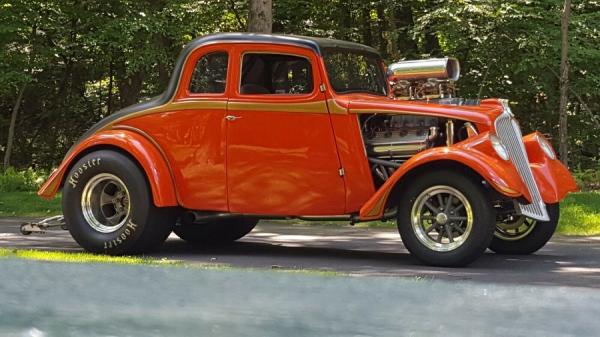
[0,0,598,170]
[574,169,600,192]
[0,167,48,192]
[0,191,61,216]
[557,192,600,236]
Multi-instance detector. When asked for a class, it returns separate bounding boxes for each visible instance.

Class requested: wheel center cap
[436,213,449,224]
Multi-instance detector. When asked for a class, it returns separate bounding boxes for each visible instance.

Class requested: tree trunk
[361,6,372,47]
[116,69,144,107]
[3,84,26,170]
[107,60,114,114]
[248,0,272,33]
[558,0,571,166]
[4,24,36,170]
[386,2,399,60]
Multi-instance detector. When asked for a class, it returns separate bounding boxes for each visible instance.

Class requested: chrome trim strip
[494,100,549,221]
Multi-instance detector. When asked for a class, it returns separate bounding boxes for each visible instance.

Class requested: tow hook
[20,215,67,235]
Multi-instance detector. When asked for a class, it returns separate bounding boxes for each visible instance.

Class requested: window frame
[182,49,231,98]
[237,51,317,98]
[322,48,388,97]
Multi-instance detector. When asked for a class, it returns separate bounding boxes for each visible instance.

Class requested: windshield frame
[322,47,388,97]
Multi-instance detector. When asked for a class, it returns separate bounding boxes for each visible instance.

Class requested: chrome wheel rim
[495,216,536,241]
[411,185,474,252]
[81,173,130,234]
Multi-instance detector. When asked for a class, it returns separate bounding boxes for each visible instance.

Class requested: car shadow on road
[2,219,600,288]
[156,235,600,289]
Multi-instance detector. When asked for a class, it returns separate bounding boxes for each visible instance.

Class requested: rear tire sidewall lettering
[62,150,153,254]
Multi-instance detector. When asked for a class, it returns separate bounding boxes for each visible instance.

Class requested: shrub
[0,168,50,192]
[573,169,600,192]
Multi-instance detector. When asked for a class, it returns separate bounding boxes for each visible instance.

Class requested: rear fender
[358,133,529,220]
[38,128,178,207]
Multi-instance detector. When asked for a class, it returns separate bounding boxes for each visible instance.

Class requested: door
[128,46,231,211]
[225,45,346,215]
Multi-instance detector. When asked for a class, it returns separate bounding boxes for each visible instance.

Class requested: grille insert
[494,103,549,221]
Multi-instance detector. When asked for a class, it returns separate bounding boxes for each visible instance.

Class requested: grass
[0,248,180,266]
[556,192,600,236]
[0,191,599,236]
[0,192,62,217]
[0,248,346,276]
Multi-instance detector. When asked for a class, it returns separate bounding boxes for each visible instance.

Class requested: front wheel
[397,171,496,267]
[489,203,559,255]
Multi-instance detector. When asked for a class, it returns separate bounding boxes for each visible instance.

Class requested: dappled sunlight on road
[2,218,600,288]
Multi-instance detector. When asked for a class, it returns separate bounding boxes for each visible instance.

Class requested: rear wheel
[174,218,258,245]
[489,203,559,255]
[62,150,177,255]
[397,171,496,267]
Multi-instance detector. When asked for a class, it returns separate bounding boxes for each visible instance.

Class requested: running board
[182,208,398,226]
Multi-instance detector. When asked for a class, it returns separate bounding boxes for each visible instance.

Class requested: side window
[189,52,228,94]
[240,53,313,95]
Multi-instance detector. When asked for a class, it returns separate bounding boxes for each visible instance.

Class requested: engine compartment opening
[360,113,477,187]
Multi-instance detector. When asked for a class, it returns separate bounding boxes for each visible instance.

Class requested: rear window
[189,52,228,94]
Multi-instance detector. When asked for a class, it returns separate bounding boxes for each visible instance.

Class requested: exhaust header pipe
[388,57,460,82]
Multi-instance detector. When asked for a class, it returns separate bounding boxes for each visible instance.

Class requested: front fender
[38,128,178,207]
[523,132,577,203]
[358,133,529,220]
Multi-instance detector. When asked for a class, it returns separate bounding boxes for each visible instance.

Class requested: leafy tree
[0,0,597,170]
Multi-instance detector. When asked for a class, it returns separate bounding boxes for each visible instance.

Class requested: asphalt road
[2,258,599,337]
[2,217,600,288]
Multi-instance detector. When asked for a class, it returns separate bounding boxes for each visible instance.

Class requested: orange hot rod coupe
[38,33,576,266]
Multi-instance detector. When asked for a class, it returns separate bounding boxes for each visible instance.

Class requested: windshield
[323,49,388,96]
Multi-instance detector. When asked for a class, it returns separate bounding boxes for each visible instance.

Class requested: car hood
[335,95,504,127]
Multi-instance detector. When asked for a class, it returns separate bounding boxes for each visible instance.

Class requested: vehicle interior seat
[240,55,271,94]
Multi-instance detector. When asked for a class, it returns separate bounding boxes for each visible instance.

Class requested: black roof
[190,33,380,56]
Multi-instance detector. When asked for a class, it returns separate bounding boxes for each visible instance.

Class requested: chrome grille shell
[494,101,549,221]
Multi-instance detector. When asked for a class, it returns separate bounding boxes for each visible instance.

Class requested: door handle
[225,115,242,121]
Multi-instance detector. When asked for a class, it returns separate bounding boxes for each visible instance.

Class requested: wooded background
[1,0,598,170]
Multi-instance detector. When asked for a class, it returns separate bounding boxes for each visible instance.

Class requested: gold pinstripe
[228,101,328,113]
[326,99,348,115]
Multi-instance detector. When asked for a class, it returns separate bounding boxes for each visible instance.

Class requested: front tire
[489,203,559,255]
[397,171,496,267]
[62,150,177,255]
[174,218,258,245]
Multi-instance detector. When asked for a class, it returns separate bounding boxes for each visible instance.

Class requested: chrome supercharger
[388,57,460,100]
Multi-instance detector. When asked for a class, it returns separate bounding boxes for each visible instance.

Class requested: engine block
[363,115,440,162]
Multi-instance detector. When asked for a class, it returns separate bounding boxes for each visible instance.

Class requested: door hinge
[338,168,345,177]
[319,83,326,92]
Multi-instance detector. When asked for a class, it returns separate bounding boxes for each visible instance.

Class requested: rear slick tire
[397,171,496,267]
[62,150,177,255]
[489,203,559,255]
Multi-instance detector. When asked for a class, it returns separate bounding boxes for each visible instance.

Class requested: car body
[38,33,577,266]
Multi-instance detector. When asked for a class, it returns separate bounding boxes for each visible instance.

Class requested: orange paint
[38,129,178,207]
[39,34,576,221]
